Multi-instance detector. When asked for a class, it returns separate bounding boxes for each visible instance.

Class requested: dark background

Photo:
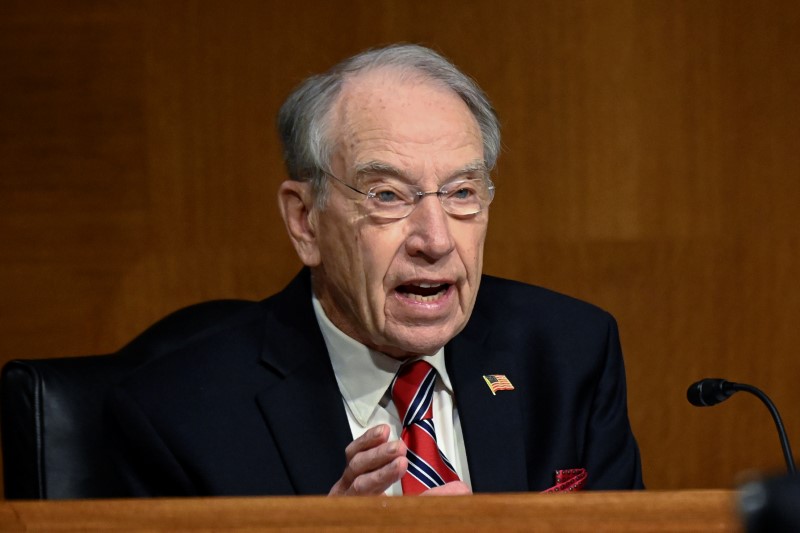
[2,0,799,495]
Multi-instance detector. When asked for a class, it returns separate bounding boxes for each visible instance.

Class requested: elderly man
[106,44,643,496]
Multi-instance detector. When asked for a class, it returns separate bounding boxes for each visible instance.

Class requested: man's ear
[278,180,321,267]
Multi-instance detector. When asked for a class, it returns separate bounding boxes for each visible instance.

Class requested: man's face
[308,71,488,359]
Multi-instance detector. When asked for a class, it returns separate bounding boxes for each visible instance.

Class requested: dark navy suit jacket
[106,270,644,495]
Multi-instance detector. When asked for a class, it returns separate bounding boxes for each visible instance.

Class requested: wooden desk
[0,490,742,532]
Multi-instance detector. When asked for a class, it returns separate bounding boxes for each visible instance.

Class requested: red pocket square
[542,468,587,493]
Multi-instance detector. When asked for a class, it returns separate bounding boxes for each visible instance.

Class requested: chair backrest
[1,299,254,499]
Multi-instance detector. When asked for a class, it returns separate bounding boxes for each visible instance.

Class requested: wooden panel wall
[2,0,799,494]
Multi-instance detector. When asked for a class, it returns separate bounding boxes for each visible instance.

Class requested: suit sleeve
[103,386,198,497]
[583,315,645,489]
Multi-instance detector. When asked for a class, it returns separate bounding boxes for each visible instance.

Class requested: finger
[343,424,391,463]
[329,447,407,496]
[329,426,407,496]
[349,454,408,496]
[420,481,472,496]
[347,438,406,481]
[337,439,406,494]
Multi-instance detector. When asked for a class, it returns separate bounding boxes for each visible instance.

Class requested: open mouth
[395,282,451,302]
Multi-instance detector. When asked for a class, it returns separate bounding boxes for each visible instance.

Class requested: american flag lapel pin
[483,374,514,395]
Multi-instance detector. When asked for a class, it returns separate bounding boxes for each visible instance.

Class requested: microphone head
[687,378,736,407]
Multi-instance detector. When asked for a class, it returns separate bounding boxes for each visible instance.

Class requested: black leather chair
[1,299,254,499]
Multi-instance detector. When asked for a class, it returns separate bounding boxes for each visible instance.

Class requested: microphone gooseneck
[687,378,796,475]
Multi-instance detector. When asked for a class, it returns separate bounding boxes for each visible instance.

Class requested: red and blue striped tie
[391,360,460,494]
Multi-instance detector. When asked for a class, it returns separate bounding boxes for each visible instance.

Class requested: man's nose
[404,195,455,261]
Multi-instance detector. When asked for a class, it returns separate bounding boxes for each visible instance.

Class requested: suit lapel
[255,271,353,494]
[446,307,528,492]
[252,271,530,494]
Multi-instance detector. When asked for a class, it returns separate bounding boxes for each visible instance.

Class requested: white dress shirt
[312,294,472,495]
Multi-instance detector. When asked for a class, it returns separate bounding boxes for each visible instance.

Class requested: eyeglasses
[325,173,495,220]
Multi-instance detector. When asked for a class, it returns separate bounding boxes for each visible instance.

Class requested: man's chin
[377,325,460,359]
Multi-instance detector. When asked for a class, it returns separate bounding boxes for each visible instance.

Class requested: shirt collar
[312,293,452,427]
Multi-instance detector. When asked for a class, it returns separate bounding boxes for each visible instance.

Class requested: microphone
[687,378,796,474]
[686,378,736,406]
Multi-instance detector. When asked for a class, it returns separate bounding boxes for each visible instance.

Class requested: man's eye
[452,187,474,199]
[377,190,397,202]
[371,188,404,203]
[446,184,478,201]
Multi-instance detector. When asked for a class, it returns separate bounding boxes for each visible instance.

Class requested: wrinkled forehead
[338,68,476,126]
[326,68,482,163]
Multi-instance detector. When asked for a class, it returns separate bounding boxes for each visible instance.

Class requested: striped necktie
[391,360,460,494]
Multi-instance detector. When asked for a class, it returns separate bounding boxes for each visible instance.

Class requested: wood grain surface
[1,491,742,532]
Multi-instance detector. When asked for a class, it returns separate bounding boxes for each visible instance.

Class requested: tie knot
[391,360,436,428]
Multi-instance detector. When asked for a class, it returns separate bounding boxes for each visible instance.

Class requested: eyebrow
[455,160,490,179]
[354,161,404,180]
[353,159,489,184]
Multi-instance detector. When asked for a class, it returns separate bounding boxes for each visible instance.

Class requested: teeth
[399,283,448,302]
[406,292,444,302]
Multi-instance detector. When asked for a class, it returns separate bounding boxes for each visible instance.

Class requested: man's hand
[328,424,407,496]
[420,481,472,496]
